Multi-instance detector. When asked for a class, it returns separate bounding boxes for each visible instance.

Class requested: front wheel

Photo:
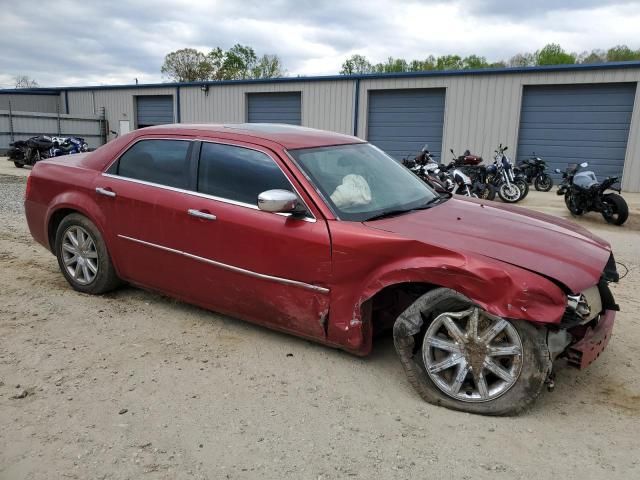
[564,191,584,215]
[55,213,121,294]
[602,193,629,225]
[393,288,551,415]
[498,183,520,203]
[13,161,24,168]
[515,179,529,200]
[534,174,553,192]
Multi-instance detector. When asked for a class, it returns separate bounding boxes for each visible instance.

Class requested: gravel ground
[0,169,639,480]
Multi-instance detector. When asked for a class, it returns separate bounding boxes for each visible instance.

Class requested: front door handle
[188,209,217,221]
[96,187,116,198]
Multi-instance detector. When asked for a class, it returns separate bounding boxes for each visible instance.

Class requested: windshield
[289,143,438,221]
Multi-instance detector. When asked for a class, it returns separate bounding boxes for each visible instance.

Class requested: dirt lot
[1,160,639,479]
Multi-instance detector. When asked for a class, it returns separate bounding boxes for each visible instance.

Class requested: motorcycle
[516,154,554,192]
[8,135,88,168]
[449,149,496,201]
[403,145,476,197]
[485,145,524,203]
[8,135,53,168]
[556,162,628,225]
[51,136,89,157]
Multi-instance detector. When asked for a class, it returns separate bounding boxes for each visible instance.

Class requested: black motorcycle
[8,135,54,168]
[449,149,496,201]
[556,162,628,225]
[485,145,528,203]
[516,154,553,192]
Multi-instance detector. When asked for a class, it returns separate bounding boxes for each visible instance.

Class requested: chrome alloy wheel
[61,225,99,285]
[423,307,523,402]
[499,183,520,202]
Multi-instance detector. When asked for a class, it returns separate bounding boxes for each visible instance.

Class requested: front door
[180,140,332,339]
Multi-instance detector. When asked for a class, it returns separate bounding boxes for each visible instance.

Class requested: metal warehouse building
[2,62,640,192]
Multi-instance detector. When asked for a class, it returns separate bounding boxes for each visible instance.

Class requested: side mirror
[450,148,454,154]
[503,146,508,152]
[554,168,561,173]
[257,189,301,214]
[580,162,589,168]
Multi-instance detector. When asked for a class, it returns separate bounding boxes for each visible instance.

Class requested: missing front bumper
[566,309,615,369]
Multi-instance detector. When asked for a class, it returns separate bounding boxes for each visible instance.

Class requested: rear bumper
[566,309,615,369]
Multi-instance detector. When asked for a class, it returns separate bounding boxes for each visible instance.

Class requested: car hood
[364,197,611,293]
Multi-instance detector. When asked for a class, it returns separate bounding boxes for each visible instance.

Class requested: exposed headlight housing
[566,285,602,322]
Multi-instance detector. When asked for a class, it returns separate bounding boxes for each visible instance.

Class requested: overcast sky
[1,0,639,88]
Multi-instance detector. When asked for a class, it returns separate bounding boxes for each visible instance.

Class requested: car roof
[139,123,365,150]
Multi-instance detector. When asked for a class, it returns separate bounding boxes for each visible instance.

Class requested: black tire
[564,191,584,215]
[14,161,24,168]
[55,213,120,294]
[474,183,496,201]
[515,179,529,200]
[497,182,520,203]
[393,288,551,416]
[534,174,553,192]
[602,193,629,226]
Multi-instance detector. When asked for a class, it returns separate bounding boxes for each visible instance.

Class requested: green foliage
[161,45,286,82]
[340,54,373,75]
[338,43,639,76]
[606,45,640,62]
[535,43,576,65]
[161,48,214,82]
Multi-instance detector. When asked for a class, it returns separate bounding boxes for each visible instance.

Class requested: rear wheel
[534,174,553,192]
[602,193,629,226]
[498,183,520,203]
[393,288,550,415]
[13,161,24,168]
[55,213,120,294]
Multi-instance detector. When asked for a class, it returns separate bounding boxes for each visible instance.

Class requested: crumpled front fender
[326,222,566,356]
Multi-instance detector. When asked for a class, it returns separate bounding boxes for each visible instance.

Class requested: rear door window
[197,142,292,205]
[112,139,191,189]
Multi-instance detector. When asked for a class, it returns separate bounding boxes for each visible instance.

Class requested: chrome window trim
[118,234,330,294]
[102,137,316,222]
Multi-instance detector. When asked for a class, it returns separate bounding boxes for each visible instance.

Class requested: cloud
[0,0,639,87]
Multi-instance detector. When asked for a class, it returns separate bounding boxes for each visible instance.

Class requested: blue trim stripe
[1,61,639,94]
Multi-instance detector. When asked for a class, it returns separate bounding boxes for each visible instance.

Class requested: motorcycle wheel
[515,179,529,200]
[498,183,521,203]
[14,161,24,168]
[477,183,496,201]
[564,191,584,215]
[534,174,553,192]
[601,194,629,226]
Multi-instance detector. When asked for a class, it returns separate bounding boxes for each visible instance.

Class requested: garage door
[367,89,446,161]
[247,92,301,125]
[136,95,174,128]
[517,83,636,180]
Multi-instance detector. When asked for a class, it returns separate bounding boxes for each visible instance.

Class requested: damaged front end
[547,254,620,370]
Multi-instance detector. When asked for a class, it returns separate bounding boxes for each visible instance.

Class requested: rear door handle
[188,209,216,221]
[96,187,116,198]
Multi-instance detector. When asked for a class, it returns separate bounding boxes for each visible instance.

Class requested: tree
[409,56,436,71]
[219,44,258,80]
[535,43,576,66]
[251,54,286,79]
[606,45,640,62]
[15,75,39,88]
[161,48,213,82]
[340,54,373,75]
[508,52,536,67]
[462,55,490,70]
[373,57,409,73]
[577,49,605,64]
[435,55,463,70]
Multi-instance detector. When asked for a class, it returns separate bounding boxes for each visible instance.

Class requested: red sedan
[24,124,619,415]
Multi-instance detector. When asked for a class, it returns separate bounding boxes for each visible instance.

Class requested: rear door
[180,139,331,339]
[95,137,199,297]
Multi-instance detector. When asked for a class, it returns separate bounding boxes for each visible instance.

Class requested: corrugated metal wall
[179,80,355,135]
[356,68,640,191]
[67,87,177,140]
[0,94,60,113]
[58,67,640,191]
